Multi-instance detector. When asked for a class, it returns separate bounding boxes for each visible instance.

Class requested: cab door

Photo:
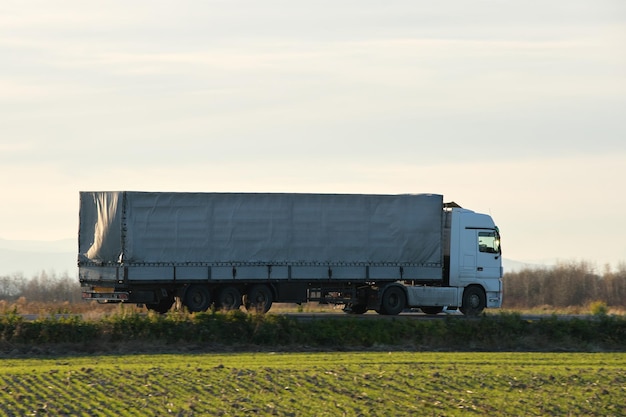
[476,229,502,279]
[459,228,502,280]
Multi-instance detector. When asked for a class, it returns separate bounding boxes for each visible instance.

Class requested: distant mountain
[503,258,555,273]
[0,238,76,278]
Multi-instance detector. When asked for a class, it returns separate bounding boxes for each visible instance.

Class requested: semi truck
[78,191,503,316]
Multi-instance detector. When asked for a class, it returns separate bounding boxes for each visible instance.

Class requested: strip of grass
[1,311,625,354]
[0,352,623,416]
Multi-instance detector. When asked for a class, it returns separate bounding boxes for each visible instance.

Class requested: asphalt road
[15,311,593,321]
[282,312,591,321]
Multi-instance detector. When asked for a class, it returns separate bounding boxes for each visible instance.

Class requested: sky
[1,0,625,272]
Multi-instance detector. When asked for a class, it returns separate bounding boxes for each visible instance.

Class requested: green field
[0,352,624,416]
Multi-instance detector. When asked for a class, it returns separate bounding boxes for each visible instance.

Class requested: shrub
[589,300,609,316]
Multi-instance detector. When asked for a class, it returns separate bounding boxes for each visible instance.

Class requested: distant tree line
[0,261,624,310]
[503,261,626,309]
[0,271,82,304]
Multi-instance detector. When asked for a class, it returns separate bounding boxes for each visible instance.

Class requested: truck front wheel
[379,286,406,315]
[460,286,486,316]
[183,285,212,312]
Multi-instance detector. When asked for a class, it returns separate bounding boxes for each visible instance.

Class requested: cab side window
[478,231,500,254]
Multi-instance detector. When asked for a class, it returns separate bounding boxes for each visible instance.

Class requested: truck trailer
[79,191,503,315]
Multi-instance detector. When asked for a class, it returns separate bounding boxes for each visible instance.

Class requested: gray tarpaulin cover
[79,192,443,266]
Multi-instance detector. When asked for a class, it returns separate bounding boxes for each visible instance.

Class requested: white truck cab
[404,207,503,315]
[449,207,503,310]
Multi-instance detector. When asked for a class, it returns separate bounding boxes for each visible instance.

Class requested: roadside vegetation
[0,308,624,355]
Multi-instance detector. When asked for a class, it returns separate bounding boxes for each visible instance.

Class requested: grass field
[0,352,623,416]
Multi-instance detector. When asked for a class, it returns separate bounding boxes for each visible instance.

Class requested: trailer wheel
[244,285,273,313]
[146,296,175,314]
[216,286,242,311]
[380,286,406,315]
[460,286,486,316]
[345,304,367,314]
[183,285,212,312]
[421,306,444,315]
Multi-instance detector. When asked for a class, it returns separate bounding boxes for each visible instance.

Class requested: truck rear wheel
[244,285,273,313]
[380,286,406,315]
[460,286,486,316]
[183,285,212,312]
[146,295,175,314]
[217,286,242,311]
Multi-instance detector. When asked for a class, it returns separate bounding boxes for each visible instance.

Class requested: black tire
[379,286,406,316]
[216,286,242,311]
[421,306,444,315]
[345,304,367,314]
[146,295,175,314]
[183,285,212,312]
[244,285,273,313]
[460,286,486,316]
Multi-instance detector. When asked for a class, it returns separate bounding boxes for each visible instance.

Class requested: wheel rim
[468,294,480,309]
[218,287,242,310]
[381,287,405,315]
[388,293,400,308]
[461,287,485,316]
[245,285,272,313]
[184,285,211,312]
[223,292,236,306]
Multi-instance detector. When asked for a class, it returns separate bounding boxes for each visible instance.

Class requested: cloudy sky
[1,1,625,270]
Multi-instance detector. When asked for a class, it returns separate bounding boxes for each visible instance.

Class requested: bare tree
[503,261,626,309]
